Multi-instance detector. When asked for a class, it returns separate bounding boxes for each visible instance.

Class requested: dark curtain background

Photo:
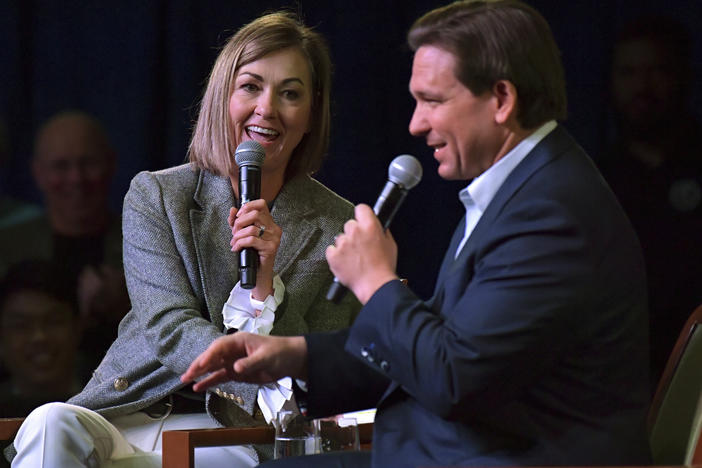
[1,0,700,299]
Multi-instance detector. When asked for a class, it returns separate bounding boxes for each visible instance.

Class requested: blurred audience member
[599,15,702,386]
[0,110,130,369]
[0,260,89,417]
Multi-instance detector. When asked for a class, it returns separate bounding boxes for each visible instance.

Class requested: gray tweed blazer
[67,164,359,425]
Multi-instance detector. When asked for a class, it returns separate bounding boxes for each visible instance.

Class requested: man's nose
[408,105,428,137]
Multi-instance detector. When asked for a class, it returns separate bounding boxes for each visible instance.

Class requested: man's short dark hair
[408,0,567,129]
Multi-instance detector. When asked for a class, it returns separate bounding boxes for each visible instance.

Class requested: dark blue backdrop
[1,0,701,298]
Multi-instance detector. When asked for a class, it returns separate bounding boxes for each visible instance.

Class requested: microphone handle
[239,165,261,289]
[325,278,347,303]
[239,248,257,289]
[326,181,408,303]
[374,180,409,229]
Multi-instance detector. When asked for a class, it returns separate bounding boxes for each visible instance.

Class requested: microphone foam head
[389,154,422,189]
[235,141,265,167]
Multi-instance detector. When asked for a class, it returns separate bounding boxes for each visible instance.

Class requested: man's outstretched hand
[180,332,308,391]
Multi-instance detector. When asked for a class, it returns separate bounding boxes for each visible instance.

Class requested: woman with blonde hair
[7,11,358,468]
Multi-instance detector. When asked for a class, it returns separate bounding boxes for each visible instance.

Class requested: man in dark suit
[181,1,652,466]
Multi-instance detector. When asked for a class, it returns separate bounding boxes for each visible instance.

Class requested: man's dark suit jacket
[304,125,651,467]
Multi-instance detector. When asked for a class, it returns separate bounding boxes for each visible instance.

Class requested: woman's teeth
[247,125,279,139]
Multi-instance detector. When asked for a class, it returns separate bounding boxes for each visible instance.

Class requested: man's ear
[492,80,518,125]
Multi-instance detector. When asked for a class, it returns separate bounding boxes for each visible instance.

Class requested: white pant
[12,402,258,468]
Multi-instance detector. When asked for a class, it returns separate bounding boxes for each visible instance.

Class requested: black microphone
[326,154,423,303]
[235,140,265,289]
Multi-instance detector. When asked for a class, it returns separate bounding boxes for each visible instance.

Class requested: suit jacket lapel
[461,125,570,259]
[427,216,466,309]
[270,176,318,277]
[381,126,573,405]
[190,173,319,327]
[431,125,572,311]
[190,169,238,328]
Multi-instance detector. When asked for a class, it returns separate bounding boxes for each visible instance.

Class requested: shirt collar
[459,120,557,212]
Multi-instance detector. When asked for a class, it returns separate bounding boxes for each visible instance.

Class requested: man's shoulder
[0,212,49,234]
[0,215,52,274]
[0,214,51,247]
[0,197,42,229]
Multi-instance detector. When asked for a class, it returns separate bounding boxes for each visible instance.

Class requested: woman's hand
[228,200,281,301]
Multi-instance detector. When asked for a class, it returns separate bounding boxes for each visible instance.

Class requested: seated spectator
[598,15,702,386]
[0,110,130,369]
[0,260,90,417]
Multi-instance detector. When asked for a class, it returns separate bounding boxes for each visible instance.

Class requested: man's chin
[437,166,467,182]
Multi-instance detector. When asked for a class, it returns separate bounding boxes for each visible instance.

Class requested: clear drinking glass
[273,410,321,459]
[319,416,360,453]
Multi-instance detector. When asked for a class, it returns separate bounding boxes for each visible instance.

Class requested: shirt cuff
[249,274,285,314]
[221,274,285,336]
[257,377,296,423]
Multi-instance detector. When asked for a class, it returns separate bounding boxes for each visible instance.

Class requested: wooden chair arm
[162,426,274,468]
[358,422,373,450]
[161,422,373,468]
[0,417,24,441]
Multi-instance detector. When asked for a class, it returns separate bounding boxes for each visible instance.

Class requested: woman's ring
[257,225,266,238]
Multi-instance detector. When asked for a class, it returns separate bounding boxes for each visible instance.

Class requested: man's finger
[354,203,381,229]
[232,353,266,376]
[181,340,231,381]
[191,369,231,392]
[181,356,213,382]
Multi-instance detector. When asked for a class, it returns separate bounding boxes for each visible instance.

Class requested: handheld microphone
[235,140,265,289]
[326,154,423,303]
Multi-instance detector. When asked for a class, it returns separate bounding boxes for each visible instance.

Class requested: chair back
[648,303,702,465]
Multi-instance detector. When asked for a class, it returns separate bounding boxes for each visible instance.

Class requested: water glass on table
[273,410,321,459]
[319,416,360,453]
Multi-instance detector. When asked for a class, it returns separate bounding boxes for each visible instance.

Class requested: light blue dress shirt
[455,120,557,258]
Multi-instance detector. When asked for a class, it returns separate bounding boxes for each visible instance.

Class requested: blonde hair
[188,12,332,179]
